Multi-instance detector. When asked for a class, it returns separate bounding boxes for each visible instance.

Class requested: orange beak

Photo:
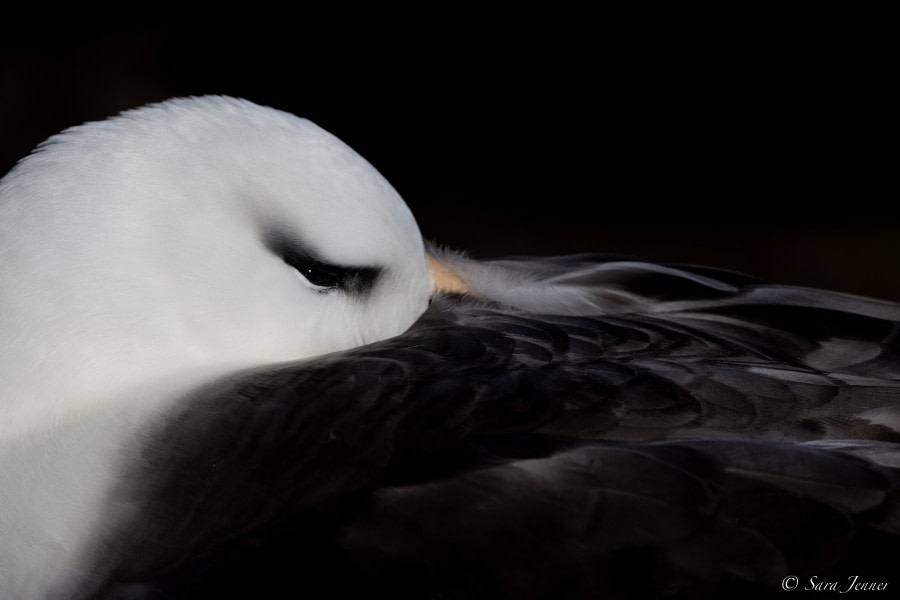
[425,254,470,296]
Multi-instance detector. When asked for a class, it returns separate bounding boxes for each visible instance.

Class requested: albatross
[0,96,898,599]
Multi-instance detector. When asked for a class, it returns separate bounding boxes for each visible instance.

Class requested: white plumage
[0,97,429,598]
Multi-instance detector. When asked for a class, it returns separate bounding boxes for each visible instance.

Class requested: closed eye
[294,261,344,291]
[265,232,381,296]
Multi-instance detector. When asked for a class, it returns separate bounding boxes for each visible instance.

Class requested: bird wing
[89,256,900,599]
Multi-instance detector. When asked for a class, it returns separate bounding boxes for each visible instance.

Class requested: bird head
[0,96,431,433]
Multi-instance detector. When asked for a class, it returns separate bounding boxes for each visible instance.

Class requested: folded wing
[91,256,900,599]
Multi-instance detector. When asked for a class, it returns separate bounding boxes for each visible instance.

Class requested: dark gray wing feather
[90,256,900,599]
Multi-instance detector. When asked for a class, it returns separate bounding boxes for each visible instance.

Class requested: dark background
[2,18,896,299]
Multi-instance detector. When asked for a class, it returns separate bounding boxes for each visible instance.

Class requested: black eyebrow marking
[264,232,381,296]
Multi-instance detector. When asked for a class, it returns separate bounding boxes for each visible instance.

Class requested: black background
[2,16,896,299]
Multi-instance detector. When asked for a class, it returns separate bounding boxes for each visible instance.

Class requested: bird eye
[265,232,379,296]
[297,262,343,290]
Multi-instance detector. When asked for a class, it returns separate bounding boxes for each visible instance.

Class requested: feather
[89,267,900,598]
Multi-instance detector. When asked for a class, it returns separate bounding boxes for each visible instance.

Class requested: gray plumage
[91,255,900,599]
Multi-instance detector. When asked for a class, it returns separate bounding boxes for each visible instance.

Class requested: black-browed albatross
[0,97,897,599]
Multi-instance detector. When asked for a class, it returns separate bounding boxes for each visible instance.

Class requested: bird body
[0,97,898,599]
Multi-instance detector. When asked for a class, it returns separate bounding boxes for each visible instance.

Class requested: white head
[0,96,431,436]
